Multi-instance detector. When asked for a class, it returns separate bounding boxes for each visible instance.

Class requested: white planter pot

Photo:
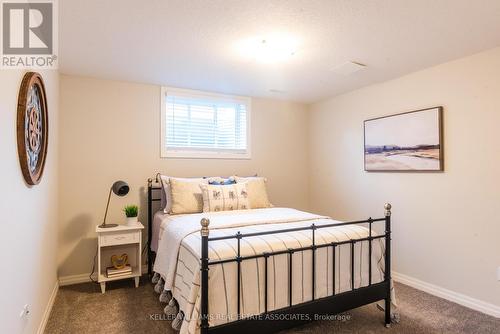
[126,217,138,226]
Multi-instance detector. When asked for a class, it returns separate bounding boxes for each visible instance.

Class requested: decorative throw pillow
[159,175,207,213]
[168,177,208,214]
[233,176,272,209]
[199,183,250,212]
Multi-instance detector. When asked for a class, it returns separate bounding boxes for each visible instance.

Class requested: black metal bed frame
[147,178,392,334]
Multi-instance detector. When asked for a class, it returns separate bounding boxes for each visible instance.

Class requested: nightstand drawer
[100,231,140,246]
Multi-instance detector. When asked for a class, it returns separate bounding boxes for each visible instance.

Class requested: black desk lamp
[100,180,129,228]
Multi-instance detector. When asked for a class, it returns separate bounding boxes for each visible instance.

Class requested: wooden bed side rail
[199,203,392,334]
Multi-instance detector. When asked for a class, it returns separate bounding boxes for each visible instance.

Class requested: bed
[147,177,394,334]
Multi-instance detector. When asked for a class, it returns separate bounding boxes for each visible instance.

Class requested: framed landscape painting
[364,107,443,171]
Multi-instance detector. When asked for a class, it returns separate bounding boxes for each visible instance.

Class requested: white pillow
[233,176,272,209]
[159,176,207,214]
[200,183,250,212]
[159,175,172,213]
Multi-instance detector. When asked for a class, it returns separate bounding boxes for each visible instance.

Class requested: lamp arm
[102,187,113,226]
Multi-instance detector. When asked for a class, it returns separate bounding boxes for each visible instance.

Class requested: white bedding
[151,211,174,253]
[152,210,205,252]
[153,208,389,334]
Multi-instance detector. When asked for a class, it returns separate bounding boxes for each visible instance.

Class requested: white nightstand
[95,222,144,293]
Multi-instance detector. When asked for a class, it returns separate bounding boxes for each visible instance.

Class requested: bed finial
[384,203,392,217]
[200,218,210,237]
[148,178,152,187]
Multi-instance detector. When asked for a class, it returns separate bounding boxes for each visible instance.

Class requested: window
[161,87,251,159]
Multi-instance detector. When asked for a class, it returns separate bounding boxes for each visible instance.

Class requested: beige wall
[0,70,59,333]
[58,47,500,310]
[309,47,500,307]
[58,75,310,277]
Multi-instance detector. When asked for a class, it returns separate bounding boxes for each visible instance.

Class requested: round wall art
[17,72,49,185]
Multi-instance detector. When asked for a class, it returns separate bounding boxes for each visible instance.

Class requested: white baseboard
[58,272,95,286]
[59,265,149,286]
[393,271,500,318]
[37,280,59,334]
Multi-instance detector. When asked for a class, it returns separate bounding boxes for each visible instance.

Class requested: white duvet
[153,208,389,334]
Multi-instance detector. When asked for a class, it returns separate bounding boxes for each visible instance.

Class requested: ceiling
[60,0,500,103]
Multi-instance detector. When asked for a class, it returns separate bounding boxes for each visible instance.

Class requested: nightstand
[95,222,144,293]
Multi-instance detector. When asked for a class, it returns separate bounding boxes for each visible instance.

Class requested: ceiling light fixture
[235,33,298,64]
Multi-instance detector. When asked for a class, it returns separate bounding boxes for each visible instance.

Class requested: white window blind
[161,88,251,159]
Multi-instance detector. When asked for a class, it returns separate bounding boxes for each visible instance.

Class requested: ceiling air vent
[330,61,367,76]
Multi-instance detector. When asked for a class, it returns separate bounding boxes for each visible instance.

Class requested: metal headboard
[146,172,258,276]
[147,174,162,276]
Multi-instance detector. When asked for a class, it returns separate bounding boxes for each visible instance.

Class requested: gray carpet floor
[45,278,500,334]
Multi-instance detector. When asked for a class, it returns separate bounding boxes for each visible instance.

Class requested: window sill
[162,151,251,160]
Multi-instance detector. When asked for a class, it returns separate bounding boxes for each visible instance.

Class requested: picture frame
[364,107,443,172]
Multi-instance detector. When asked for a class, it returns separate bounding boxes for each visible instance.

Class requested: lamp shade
[112,180,129,196]
[100,180,130,228]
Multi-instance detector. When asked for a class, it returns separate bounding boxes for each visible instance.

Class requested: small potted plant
[124,205,138,226]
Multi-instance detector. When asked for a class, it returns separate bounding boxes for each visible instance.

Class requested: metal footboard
[199,204,392,334]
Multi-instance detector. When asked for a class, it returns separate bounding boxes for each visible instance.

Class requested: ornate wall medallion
[17,72,49,185]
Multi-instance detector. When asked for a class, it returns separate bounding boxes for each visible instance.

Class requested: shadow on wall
[58,237,97,278]
[63,213,93,242]
[58,213,93,277]
[59,186,153,278]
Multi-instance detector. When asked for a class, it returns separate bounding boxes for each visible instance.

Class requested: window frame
[160,86,252,159]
